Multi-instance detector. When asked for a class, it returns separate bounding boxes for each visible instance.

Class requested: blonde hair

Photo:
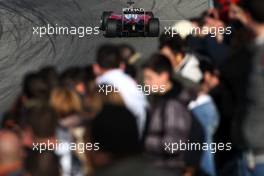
[50,87,82,118]
[84,84,124,116]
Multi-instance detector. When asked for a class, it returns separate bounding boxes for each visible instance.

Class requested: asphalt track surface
[0,0,208,112]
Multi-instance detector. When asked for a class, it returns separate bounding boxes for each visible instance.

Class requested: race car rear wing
[122,8,145,14]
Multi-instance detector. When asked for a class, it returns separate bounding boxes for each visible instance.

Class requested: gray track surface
[0,0,208,112]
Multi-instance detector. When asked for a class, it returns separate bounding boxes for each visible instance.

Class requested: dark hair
[23,72,50,101]
[118,43,136,61]
[199,59,217,74]
[59,67,85,89]
[143,53,173,79]
[83,65,96,83]
[96,44,122,69]
[25,150,60,176]
[199,59,218,83]
[39,66,59,90]
[241,0,264,23]
[118,44,137,78]
[25,105,58,138]
[89,104,140,158]
[159,34,186,55]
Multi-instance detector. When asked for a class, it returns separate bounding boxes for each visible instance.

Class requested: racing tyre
[148,18,159,37]
[100,11,112,30]
[105,19,120,37]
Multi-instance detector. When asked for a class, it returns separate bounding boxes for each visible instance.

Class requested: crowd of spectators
[0,0,264,176]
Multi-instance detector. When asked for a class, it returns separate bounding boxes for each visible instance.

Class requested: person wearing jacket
[188,60,220,176]
[143,53,204,176]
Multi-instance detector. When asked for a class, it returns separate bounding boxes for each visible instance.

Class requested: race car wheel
[106,19,120,37]
[146,12,154,18]
[101,11,112,30]
[148,18,160,37]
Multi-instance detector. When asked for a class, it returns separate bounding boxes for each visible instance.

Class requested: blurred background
[0,0,264,176]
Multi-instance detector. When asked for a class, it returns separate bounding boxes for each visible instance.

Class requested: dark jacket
[221,36,264,155]
[242,42,264,155]
[145,81,204,169]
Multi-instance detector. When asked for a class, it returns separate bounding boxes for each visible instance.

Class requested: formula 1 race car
[100,0,160,37]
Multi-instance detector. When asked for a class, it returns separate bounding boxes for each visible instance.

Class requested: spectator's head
[60,67,86,95]
[22,72,50,102]
[240,0,264,35]
[25,150,61,176]
[0,130,23,175]
[143,54,173,94]
[39,66,59,91]
[228,3,247,24]
[118,44,138,78]
[241,0,264,23]
[86,104,140,168]
[50,87,82,118]
[23,105,58,140]
[159,34,186,69]
[83,84,125,118]
[118,43,136,62]
[171,20,194,39]
[83,65,96,94]
[199,60,220,92]
[93,44,124,76]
